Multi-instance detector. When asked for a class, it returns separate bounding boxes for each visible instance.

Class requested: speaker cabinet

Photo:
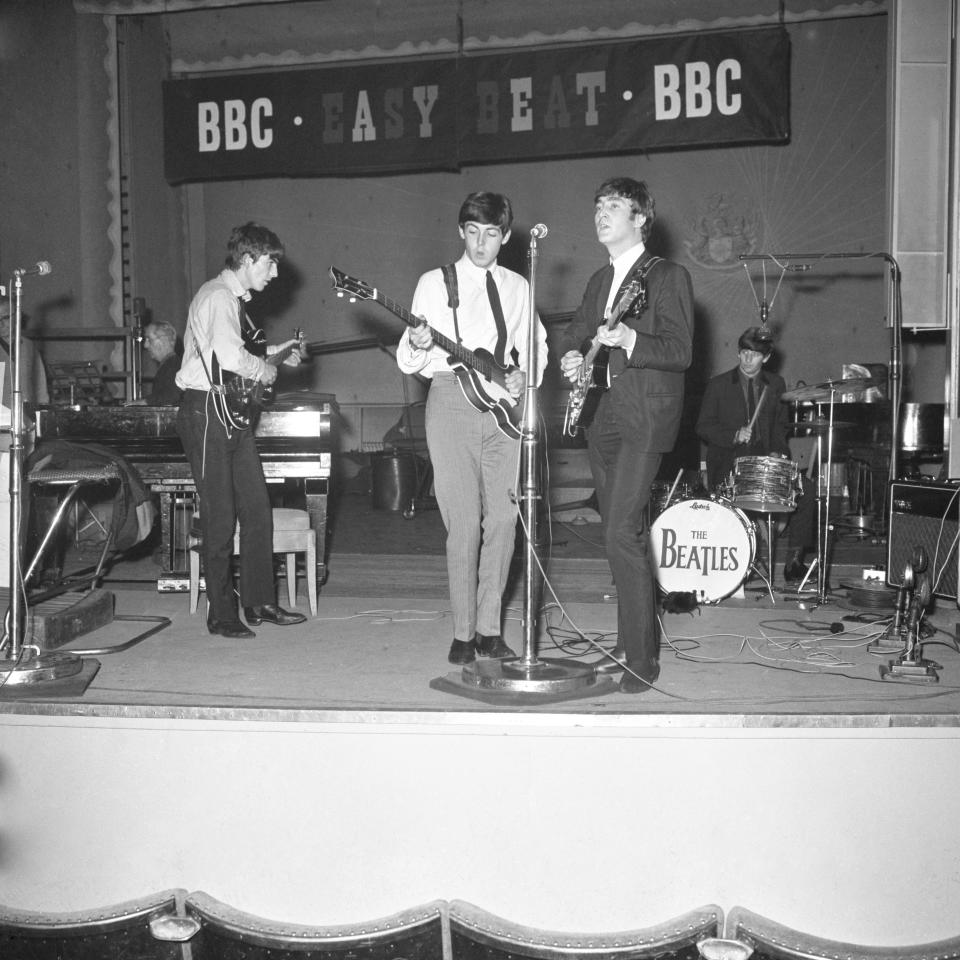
[887,480,960,599]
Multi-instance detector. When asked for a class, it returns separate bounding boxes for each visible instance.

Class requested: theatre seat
[184,891,445,960]
[0,889,194,960]
[448,900,723,960]
[726,907,960,960]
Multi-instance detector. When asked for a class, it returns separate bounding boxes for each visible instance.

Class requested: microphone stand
[0,274,83,686]
[453,228,601,699]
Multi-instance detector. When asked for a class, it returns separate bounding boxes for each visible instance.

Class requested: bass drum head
[649,498,756,603]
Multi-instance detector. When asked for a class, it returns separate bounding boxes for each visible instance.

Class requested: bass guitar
[563,279,643,436]
[214,327,305,429]
[330,266,523,440]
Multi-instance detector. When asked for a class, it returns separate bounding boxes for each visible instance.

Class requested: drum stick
[746,385,768,430]
[664,468,683,509]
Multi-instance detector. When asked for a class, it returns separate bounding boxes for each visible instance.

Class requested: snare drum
[649,498,756,603]
[733,455,799,513]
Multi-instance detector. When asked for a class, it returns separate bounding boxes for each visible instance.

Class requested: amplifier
[887,480,960,600]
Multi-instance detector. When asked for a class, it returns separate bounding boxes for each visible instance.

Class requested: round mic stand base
[460,655,600,695]
[0,648,84,686]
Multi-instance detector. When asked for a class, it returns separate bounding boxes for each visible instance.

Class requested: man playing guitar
[176,221,306,638]
[396,191,547,665]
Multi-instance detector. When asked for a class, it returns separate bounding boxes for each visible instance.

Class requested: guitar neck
[374,290,493,377]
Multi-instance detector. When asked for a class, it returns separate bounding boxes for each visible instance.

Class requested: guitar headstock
[330,266,376,303]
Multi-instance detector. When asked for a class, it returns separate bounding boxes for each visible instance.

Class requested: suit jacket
[559,250,694,452]
[696,365,790,490]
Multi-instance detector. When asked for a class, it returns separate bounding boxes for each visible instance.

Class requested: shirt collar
[458,254,498,284]
[610,241,646,272]
[220,269,250,301]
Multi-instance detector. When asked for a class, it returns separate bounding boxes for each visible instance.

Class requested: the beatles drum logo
[650,499,755,602]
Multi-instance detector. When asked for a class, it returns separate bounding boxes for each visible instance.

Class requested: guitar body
[565,345,611,433]
[213,327,302,429]
[448,351,523,439]
[329,266,524,440]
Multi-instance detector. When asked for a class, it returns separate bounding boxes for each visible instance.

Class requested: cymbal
[789,418,855,433]
[781,376,878,403]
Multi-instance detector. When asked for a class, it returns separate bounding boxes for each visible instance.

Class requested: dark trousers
[177,390,275,621]
[587,405,662,674]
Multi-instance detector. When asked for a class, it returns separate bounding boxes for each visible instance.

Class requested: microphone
[14,261,52,277]
[530,224,548,239]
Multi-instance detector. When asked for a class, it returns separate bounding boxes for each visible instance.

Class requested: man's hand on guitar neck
[409,320,433,351]
[560,350,584,384]
[596,322,637,356]
[266,337,304,367]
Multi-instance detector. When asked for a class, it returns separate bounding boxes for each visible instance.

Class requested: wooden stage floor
[2,491,959,725]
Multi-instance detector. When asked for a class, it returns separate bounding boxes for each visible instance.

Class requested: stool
[189,507,317,616]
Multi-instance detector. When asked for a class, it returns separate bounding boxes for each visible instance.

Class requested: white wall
[2,713,959,946]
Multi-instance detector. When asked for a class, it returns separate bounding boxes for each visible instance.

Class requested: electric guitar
[214,327,305,429]
[563,279,643,436]
[330,266,523,440]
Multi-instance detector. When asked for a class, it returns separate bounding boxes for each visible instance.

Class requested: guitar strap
[441,263,462,344]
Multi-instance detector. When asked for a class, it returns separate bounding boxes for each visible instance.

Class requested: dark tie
[747,379,757,421]
[486,270,508,365]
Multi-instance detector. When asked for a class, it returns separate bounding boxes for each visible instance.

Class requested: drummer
[695,326,815,583]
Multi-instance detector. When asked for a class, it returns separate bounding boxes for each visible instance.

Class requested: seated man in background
[137,320,183,406]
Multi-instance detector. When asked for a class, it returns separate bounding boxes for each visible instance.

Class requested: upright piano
[34,393,337,590]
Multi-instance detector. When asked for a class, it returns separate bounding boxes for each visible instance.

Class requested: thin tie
[747,378,757,421]
[598,263,616,318]
[486,270,508,365]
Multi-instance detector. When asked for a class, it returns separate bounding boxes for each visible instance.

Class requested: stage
[1,489,957,722]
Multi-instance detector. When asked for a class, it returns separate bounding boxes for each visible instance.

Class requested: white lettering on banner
[653,60,743,120]
[510,77,533,132]
[352,90,376,142]
[412,85,438,137]
[196,98,274,152]
[576,71,605,126]
[476,71,607,134]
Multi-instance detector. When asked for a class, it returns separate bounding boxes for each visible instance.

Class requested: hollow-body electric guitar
[562,279,643,437]
[214,327,305,429]
[330,266,523,440]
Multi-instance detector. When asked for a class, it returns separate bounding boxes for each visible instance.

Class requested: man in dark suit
[696,327,815,582]
[559,177,694,694]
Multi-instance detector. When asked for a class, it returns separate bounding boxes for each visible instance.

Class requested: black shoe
[476,634,515,659]
[783,557,812,583]
[592,648,627,674]
[619,663,661,694]
[448,638,477,664]
[208,617,256,639]
[243,604,307,626]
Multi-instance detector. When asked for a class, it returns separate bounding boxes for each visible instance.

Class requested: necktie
[486,270,508,365]
[747,379,757,421]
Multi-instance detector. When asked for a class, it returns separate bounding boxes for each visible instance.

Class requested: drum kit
[649,374,882,606]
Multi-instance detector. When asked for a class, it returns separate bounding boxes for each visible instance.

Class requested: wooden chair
[189,507,317,616]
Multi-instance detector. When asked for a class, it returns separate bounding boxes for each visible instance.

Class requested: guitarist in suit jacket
[396,191,547,666]
[696,327,816,583]
[176,222,306,638]
[559,177,694,694]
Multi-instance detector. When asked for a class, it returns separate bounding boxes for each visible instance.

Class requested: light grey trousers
[425,373,520,642]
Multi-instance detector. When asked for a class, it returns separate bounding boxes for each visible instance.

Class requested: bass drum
[649,498,756,603]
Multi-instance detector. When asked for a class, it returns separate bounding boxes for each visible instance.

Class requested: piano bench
[189,507,317,617]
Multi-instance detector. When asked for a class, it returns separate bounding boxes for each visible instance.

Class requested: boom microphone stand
[0,265,83,686]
